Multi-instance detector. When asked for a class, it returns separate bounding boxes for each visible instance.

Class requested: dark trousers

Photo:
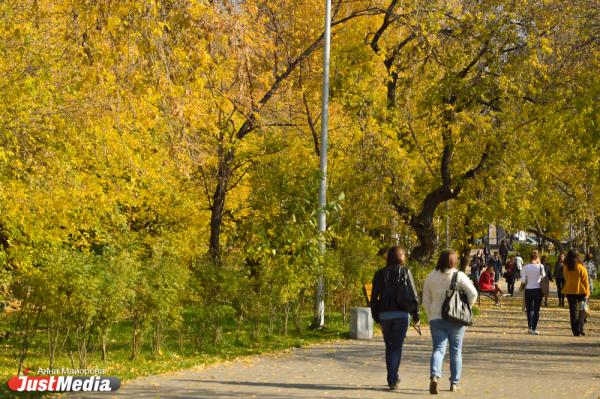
[525,289,542,330]
[506,278,515,296]
[566,294,587,336]
[556,278,565,306]
[381,316,409,385]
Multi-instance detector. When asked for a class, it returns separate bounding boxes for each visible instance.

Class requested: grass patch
[0,310,349,399]
[1,305,436,398]
[592,280,600,299]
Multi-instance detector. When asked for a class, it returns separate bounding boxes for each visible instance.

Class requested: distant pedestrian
[515,253,524,280]
[483,246,490,264]
[583,253,596,293]
[563,250,590,336]
[505,255,517,296]
[499,240,509,265]
[422,249,477,394]
[479,265,505,306]
[520,251,545,335]
[469,251,483,283]
[491,252,502,283]
[540,255,553,307]
[554,252,566,307]
[370,246,420,390]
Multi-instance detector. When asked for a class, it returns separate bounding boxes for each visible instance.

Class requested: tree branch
[236,6,384,141]
[302,92,320,156]
[369,0,399,54]
[457,41,490,79]
[451,143,491,196]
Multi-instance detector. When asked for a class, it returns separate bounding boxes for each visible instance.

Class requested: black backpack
[382,265,418,313]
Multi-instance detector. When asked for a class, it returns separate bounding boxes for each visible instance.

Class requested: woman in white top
[520,250,545,335]
[422,250,477,394]
[515,253,524,280]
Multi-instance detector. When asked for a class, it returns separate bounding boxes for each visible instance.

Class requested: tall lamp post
[313,0,332,329]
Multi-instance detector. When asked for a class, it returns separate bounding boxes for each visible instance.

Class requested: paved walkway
[77,286,600,398]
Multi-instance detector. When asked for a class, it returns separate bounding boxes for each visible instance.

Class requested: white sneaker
[528,328,533,334]
[531,330,540,335]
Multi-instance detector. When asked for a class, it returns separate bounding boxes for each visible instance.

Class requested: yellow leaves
[539,37,553,56]
[106,15,122,32]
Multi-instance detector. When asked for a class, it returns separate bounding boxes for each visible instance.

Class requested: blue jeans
[380,315,409,385]
[429,319,465,384]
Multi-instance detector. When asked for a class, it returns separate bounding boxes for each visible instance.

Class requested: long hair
[436,249,457,272]
[565,250,579,271]
[386,246,405,267]
[530,250,539,262]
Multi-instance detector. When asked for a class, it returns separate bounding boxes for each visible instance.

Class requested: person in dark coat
[541,255,554,306]
[370,246,420,391]
[505,255,517,296]
[554,252,566,307]
[499,240,509,265]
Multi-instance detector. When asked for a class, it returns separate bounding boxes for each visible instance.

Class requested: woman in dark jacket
[370,246,420,390]
[505,255,517,296]
[541,255,554,306]
[554,253,566,307]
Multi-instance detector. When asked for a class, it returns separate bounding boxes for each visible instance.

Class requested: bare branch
[302,92,321,156]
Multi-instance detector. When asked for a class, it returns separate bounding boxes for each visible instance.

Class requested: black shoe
[429,377,438,394]
[388,382,398,390]
[580,332,586,336]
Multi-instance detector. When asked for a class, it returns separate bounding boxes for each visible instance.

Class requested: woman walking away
[563,250,590,336]
[554,253,566,307]
[423,250,477,394]
[505,255,517,296]
[370,246,420,390]
[541,255,554,307]
[515,252,524,280]
[520,251,545,335]
[499,239,509,265]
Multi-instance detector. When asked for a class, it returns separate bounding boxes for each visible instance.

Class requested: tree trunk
[47,324,60,370]
[130,319,142,361]
[386,72,398,109]
[408,186,454,262]
[283,303,290,336]
[409,218,436,262]
[101,333,107,362]
[208,148,234,261]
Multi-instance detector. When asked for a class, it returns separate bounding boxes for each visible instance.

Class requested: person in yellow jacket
[562,250,591,336]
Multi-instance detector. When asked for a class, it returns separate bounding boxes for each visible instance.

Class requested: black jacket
[554,260,565,280]
[370,264,420,323]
